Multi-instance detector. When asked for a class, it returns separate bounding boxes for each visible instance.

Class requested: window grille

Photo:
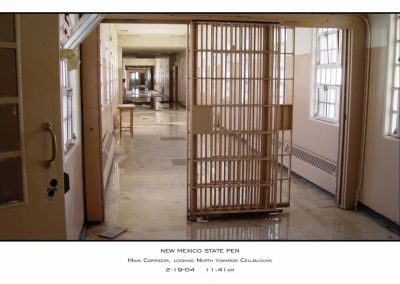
[60,60,76,151]
[389,14,400,138]
[313,28,342,123]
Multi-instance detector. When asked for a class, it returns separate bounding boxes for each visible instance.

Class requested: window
[105,46,110,104]
[278,28,287,104]
[313,28,342,123]
[60,60,76,152]
[130,71,138,81]
[389,14,400,138]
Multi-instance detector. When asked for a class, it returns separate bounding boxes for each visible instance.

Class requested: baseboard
[357,202,400,235]
[290,169,335,198]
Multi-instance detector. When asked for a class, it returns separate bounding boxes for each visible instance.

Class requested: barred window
[60,60,76,152]
[313,28,342,123]
[389,14,400,138]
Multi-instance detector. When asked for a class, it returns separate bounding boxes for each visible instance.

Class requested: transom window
[389,14,400,138]
[313,28,342,123]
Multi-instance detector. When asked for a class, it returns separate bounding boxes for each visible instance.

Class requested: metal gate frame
[187,21,294,218]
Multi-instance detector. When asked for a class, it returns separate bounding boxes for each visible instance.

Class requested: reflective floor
[86,109,399,240]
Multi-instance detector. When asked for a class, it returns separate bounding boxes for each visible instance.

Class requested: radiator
[277,141,337,177]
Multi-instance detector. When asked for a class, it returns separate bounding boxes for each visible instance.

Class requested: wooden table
[117,104,136,138]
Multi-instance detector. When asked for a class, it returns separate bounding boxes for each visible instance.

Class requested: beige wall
[175,50,187,105]
[360,14,400,224]
[289,28,339,194]
[154,57,170,97]
[123,58,156,67]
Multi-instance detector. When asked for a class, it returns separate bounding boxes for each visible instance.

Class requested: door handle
[43,121,57,168]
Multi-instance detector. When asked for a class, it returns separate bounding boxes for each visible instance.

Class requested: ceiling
[115,24,187,37]
[115,24,187,56]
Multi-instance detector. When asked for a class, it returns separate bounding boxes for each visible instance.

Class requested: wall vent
[276,141,337,177]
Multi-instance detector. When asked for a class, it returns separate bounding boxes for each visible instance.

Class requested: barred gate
[187,22,294,218]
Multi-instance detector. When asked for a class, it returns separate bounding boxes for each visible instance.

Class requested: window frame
[312,28,343,124]
[60,59,76,153]
[388,14,400,138]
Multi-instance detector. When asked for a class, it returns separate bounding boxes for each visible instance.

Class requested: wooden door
[187,22,294,218]
[0,14,67,239]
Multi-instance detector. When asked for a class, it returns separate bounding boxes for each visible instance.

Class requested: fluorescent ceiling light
[60,14,104,49]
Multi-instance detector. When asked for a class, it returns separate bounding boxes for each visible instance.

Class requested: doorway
[86,21,335,225]
[83,13,368,240]
[83,23,189,230]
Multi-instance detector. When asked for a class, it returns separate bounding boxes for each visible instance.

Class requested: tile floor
[86,108,399,240]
